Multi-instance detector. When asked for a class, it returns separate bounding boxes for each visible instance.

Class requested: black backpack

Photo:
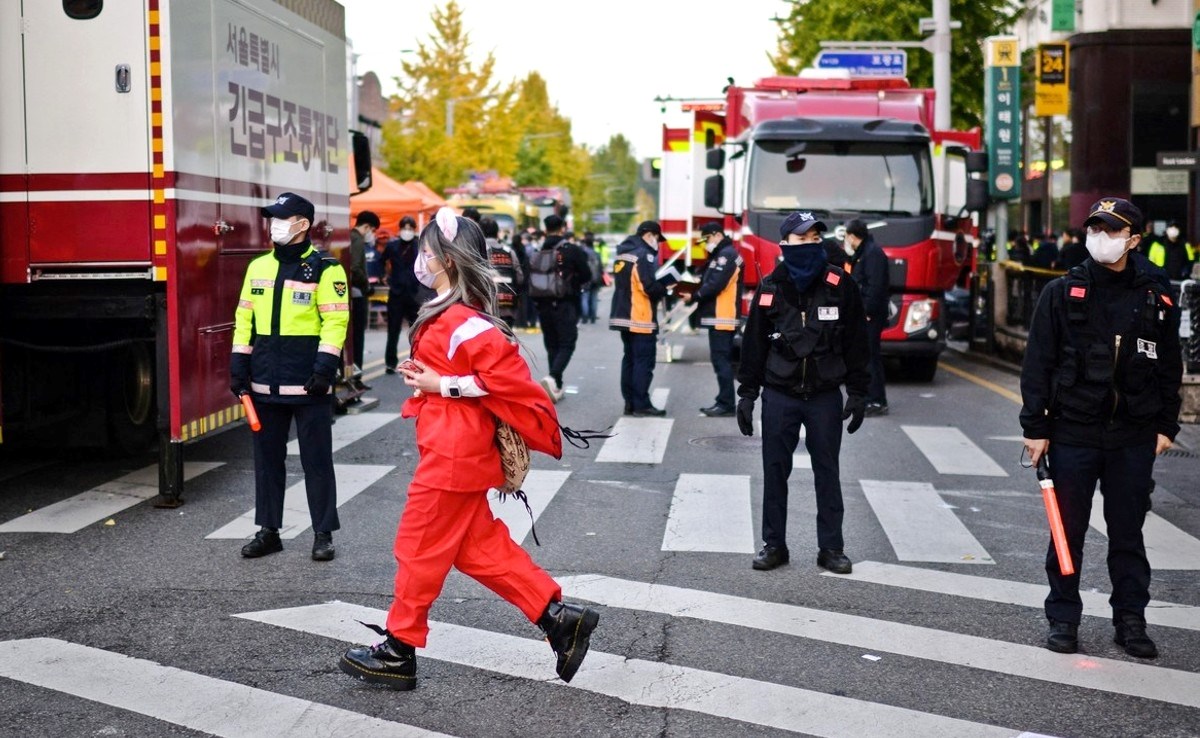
[528,245,570,299]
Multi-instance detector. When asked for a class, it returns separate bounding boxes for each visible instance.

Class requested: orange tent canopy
[403,180,446,212]
[350,168,443,228]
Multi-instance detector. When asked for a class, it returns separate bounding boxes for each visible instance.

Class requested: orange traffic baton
[239,393,262,432]
[1036,456,1074,576]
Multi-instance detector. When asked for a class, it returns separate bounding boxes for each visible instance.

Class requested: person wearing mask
[609,221,673,416]
[1020,198,1182,658]
[736,211,870,575]
[529,215,591,401]
[1147,221,1196,280]
[229,193,349,561]
[1058,228,1087,271]
[843,219,890,416]
[382,216,433,374]
[339,208,599,690]
[349,211,380,375]
[580,231,604,324]
[482,216,523,328]
[684,223,742,417]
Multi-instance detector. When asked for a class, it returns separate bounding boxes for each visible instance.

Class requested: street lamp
[445,93,498,138]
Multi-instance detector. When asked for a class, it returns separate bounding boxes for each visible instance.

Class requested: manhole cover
[688,436,761,451]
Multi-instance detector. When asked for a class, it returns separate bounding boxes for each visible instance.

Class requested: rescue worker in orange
[339,208,599,690]
[685,222,743,416]
[609,220,672,416]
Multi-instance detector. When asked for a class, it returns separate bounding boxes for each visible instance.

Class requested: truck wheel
[108,342,156,454]
[907,356,939,383]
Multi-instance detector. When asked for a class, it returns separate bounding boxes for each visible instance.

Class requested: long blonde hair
[409,210,517,345]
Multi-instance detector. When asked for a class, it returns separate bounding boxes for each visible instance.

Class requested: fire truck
[661,71,986,381]
[0,0,371,500]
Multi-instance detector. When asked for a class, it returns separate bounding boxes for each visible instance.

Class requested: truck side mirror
[351,130,372,193]
[966,179,989,213]
[704,174,725,209]
[706,148,725,171]
[965,150,989,174]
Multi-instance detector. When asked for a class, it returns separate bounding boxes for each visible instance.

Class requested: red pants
[385,484,562,647]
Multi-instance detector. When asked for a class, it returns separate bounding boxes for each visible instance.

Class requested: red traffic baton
[239,393,262,432]
[1036,456,1074,576]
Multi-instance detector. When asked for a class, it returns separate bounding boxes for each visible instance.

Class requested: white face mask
[364,231,376,246]
[1166,226,1180,240]
[270,218,301,245]
[400,228,416,241]
[704,235,721,253]
[1085,230,1131,264]
[413,248,443,288]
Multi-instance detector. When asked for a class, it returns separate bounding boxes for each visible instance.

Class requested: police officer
[843,219,890,415]
[230,193,350,561]
[610,221,672,416]
[1020,197,1182,658]
[736,211,869,574]
[685,222,742,416]
[1147,220,1196,280]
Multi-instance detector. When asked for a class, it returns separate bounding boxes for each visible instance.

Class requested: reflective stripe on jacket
[608,235,667,334]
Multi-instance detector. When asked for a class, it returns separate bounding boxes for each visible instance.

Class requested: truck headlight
[904,299,934,334]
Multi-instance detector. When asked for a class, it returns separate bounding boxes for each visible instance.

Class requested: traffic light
[642,157,661,180]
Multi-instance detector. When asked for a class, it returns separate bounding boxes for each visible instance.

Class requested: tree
[584,134,640,232]
[771,0,1022,130]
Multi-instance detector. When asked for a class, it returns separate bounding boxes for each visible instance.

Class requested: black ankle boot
[240,528,282,558]
[340,625,418,690]
[537,601,599,683]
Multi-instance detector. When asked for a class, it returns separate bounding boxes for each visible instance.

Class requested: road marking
[205,464,393,540]
[0,638,452,738]
[661,474,755,553]
[490,470,571,545]
[987,436,1027,442]
[826,561,1200,632]
[236,601,1035,738]
[558,574,1200,710]
[288,412,398,455]
[595,417,673,464]
[0,463,223,534]
[651,387,670,409]
[860,480,994,564]
[938,361,1022,405]
[792,453,812,469]
[902,425,1008,477]
[1088,492,1200,570]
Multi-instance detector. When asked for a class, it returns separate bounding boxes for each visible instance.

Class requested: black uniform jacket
[1019,254,1182,448]
[848,235,890,322]
[737,261,870,401]
[693,238,743,330]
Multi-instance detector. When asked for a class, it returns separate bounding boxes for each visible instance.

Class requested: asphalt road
[2,299,1199,738]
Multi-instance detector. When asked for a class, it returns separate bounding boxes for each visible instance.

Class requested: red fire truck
[662,71,985,381]
[0,0,371,500]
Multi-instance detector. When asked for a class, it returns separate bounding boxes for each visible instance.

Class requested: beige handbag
[494,419,530,495]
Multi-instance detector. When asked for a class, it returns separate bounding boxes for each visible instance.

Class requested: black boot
[817,548,853,574]
[312,532,335,561]
[752,545,789,571]
[1114,614,1158,659]
[240,528,282,558]
[537,601,599,683]
[340,627,418,690]
[1046,619,1079,653]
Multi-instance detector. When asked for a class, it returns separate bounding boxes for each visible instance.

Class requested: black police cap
[261,192,315,223]
[699,222,724,237]
[779,211,827,238]
[636,220,663,237]
[1083,197,1143,233]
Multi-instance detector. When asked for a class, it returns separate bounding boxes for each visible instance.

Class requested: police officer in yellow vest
[1147,221,1196,280]
[685,222,743,416]
[230,192,350,562]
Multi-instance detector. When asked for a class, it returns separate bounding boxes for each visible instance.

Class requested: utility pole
[931,0,952,131]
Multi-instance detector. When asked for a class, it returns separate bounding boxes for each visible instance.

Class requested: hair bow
[435,207,458,241]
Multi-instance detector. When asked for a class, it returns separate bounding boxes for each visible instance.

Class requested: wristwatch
[447,376,462,398]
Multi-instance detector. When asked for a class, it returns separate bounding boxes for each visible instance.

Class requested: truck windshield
[748,140,933,216]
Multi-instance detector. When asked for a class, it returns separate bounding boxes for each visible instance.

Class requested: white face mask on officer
[1085,229,1131,264]
[1167,226,1180,240]
[400,228,416,241]
[270,217,304,246]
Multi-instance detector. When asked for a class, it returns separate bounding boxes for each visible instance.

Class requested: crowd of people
[1006,221,1197,279]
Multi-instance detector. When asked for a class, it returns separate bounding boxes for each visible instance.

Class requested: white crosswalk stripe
[1088,489,1200,570]
[288,412,398,455]
[205,464,393,540]
[0,463,224,534]
[860,480,995,564]
[235,600,1048,738]
[651,387,670,409]
[902,425,1009,476]
[595,417,673,464]
[0,638,454,737]
[826,561,1200,632]
[489,470,571,545]
[661,474,755,553]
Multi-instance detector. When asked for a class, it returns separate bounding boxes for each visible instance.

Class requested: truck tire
[907,356,939,383]
[108,342,156,454]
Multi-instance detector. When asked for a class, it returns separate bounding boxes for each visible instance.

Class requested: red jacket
[402,303,561,491]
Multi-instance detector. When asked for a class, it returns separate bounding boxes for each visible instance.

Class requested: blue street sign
[814,50,907,78]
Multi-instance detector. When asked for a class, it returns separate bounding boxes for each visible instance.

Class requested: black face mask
[779,242,826,291]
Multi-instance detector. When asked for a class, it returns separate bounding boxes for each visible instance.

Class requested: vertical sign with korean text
[985,37,1021,200]
[1051,0,1075,33]
[1035,43,1069,117]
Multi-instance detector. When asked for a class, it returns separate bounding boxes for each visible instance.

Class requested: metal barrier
[1002,261,1064,327]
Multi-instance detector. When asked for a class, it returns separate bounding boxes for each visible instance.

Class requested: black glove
[843,395,866,434]
[736,398,755,436]
[304,374,332,396]
[230,377,250,398]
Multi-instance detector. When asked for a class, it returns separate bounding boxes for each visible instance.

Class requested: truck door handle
[213,220,235,236]
[115,64,131,93]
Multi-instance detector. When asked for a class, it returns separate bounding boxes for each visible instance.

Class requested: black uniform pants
[537,299,579,387]
[708,329,735,409]
[866,318,887,405]
[385,291,420,369]
[1044,441,1155,625]
[620,331,658,411]
[351,296,369,368]
[253,400,339,534]
[760,386,845,551]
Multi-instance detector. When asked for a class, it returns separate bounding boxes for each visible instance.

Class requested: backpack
[528,244,570,299]
[583,246,602,288]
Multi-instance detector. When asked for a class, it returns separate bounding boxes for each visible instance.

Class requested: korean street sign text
[1052,0,1076,33]
[815,51,907,78]
[985,38,1021,200]
[1035,43,1069,118]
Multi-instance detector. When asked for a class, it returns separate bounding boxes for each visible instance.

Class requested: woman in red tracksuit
[340,208,599,690]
